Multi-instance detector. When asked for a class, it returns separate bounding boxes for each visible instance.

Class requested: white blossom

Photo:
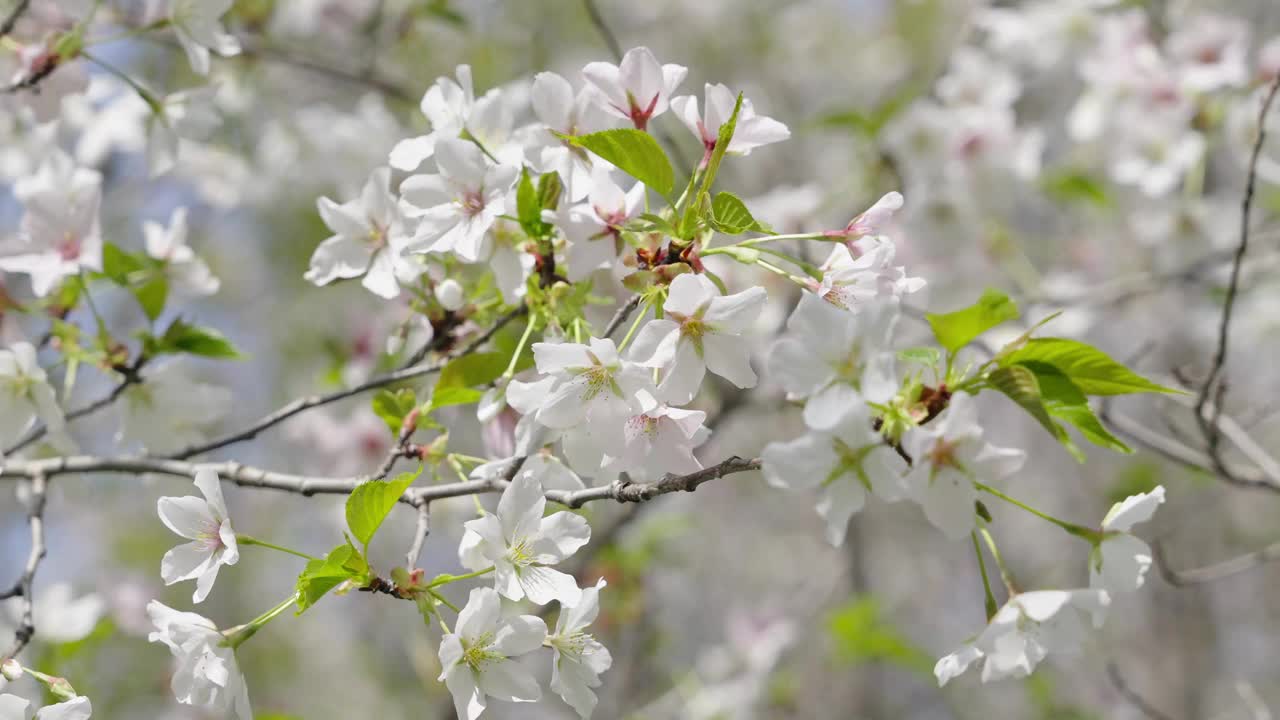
[305,167,419,299]
[548,579,613,719]
[935,589,1110,685]
[147,600,252,720]
[157,470,238,603]
[0,695,92,720]
[628,273,767,405]
[118,363,231,454]
[400,139,518,263]
[147,86,222,176]
[603,404,709,482]
[168,0,242,76]
[143,208,220,297]
[438,587,547,720]
[0,150,102,298]
[531,71,616,202]
[1090,485,1166,596]
[814,239,925,311]
[671,83,790,163]
[901,393,1026,540]
[459,469,590,605]
[582,47,687,131]
[561,167,645,282]
[0,342,65,455]
[1,583,103,645]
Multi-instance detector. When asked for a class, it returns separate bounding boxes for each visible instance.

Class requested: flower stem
[971,531,998,621]
[427,566,495,588]
[501,318,537,379]
[616,298,652,352]
[974,482,1101,541]
[737,232,829,247]
[236,535,318,561]
[752,258,810,287]
[977,527,1017,595]
[224,593,299,649]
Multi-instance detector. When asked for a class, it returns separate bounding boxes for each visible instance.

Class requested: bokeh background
[4,0,1280,718]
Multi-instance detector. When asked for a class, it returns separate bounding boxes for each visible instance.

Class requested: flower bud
[47,676,77,701]
[434,279,465,311]
[1,658,21,681]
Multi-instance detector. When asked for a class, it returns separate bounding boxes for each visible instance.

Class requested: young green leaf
[133,275,168,322]
[898,347,942,367]
[561,128,673,197]
[436,351,508,391]
[987,365,1080,460]
[712,245,762,264]
[710,191,773,234]
[1022,361,1131,454]
[1001,338,1178,395]
[152,319,243,359]
[516,168,552,238]
[372,388,417,435]
[345,469,420,551]
[294,541,369,614]
[926,288,1019,354]
[101,243,145,284]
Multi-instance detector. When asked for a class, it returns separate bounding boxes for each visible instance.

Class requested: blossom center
[461,633,503,670]
[460,190,486,218]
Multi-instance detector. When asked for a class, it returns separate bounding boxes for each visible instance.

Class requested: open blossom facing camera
[0,342,65,454]
[583,47,687,130]
[147,601,252,720]
[0,695,92,720]
[438,587,547,720]
[902,394,1026,540]
[157,470,238,603]
[1090,485,1166,595]
[0,150,102,298]
[763,402,907,546]
[672,83,790,163]
[459,470,590,605]
[604,403,709,481]
[935,589,1110,686]
[305,167,419,299]
[628,273,767,404]
[561,167,646,281]
[401,138,519,263]
[143,208,220,297]
[548,579,613,719]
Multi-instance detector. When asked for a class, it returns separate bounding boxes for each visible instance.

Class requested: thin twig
[581,0,622,60]
[166,307,523,460]
[1,472,48,662]
[1107,662,1177,720]
[404,500,431,568]
[1194,75,1280,466]
[0,0,30,38]
[542,456,761,509]
[601,294,642,339]
[1153,538,1280,587]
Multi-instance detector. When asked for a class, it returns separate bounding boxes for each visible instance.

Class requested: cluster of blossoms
[1,0,1262,716]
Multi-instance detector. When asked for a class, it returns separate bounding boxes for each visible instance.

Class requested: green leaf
[153,319,243,359]
[372,388,417,435]
[134,275,168,322]
[681,93,745,239]
[987,365,1076,458]
[429,386,484,410]
[345,469,420,551]
[1041,170,1112,209]
[713,245,762,264]
[436,352,507,392]
[295,541,368,613]
[1002,338,1179,395]
[1022,361,1132,454]
[827,597,932,675]
[516,168,552,238]
[633,212,678,236]
[563,128,673,197]
[101,243,144,283]
[898,347,941,367]
[926,288,1020,354]
[536,171,563,213]
[710,191,772,234]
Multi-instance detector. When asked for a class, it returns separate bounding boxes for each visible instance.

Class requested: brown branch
[404,500,431,568]
[542,456,761,509]
[1107,662,1177,720]
[165,306,523,460]
[1153,538,1280,587]
[1,472,48,663]
[601,294,643,339]
[0,0,30,38]
[1194,75,1280,470]
[4,358,145,456]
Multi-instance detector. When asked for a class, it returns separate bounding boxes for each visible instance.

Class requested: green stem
[737,232,830,247]
[237,535,318,561]
[502,319,537,379]
[751,245,823,279]
[977,527,1017,595]
[974,483,1100,541]
[971,531,998,620]
[223,593,298,649]
[81,49,160,111]
[616,298,652,352]
[427,566,495,588]
[753,258,810,287]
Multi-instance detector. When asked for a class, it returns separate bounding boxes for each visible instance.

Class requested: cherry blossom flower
[147,86,222,176]
[935,589,1110,685]
[813,240,925,311]
[603,404,709,482]
[518,450,586,492]
[826,192,903,246]
[169,0,242,76]
[531,71,616,201]
[0,342,65,455]
[670,83,790,165]
[763,402,907,546]
[1,583,103,645]
[147,601,252,720]
[532,337,655,438]
[305,167,419,299]
[901,394,1026,540]
[459,469,590,605]
[118,362,231,454]
[1166,14,1250,93]
[1108,120,1205,197]
[1090,485,1166,595]
[438,587,547,720]
[156,470,238,603]
[0,150,102,298]
[143,208,220,297]
[628,273,767,405]
[0,695,92,720]
[561,167,645,282]
[548,579,612,719]
[767,293,899,431]
[583,47,688,131]
[400,138,518,263]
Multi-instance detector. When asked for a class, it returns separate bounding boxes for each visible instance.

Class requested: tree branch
[1,472,48,663]
[601,294,643,339]
[4,359,145,456]
[1107,662,1177,720]
[0,0,30,38]
[165,306,523,460]
[1153,538,1280,587]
